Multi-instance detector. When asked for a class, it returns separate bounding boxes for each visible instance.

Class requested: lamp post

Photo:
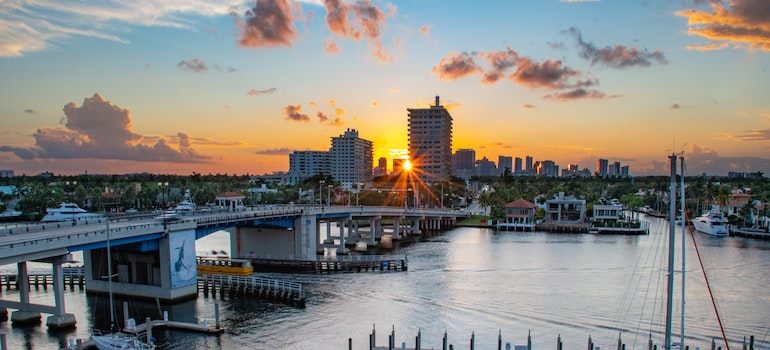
[327,184,333,207]
[319,180,325,206]
[65,180,77,224]
[356,182,364,206]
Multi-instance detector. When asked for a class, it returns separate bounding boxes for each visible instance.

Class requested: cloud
[0,93,210,162]
[671,103,681,109]
[316,107,345,126]
[177,57,208,73]
[322,0,397,62]
[566,27,668,68]
[686,144,770,174]
[284,104,310,122]
[370,101,379,107]
[522,104,537,109]
[511,57,580,89]
[432,51,482,81]
[24,109,35,114]
[420,24,431,37]
[324,38,340,54]
[235,0,299,48]
[734,128,770,141]
[255,147,293,155]
[479,47,519,84]
[676,0,770,51]
[390,87,399,93]
[0,1,232,57]
[247,88,277,95]
[543,88,619,101]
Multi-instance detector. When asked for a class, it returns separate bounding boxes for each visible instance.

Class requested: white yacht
[173,189,196,213]
[41,202,101,222]
[692,211,729,236]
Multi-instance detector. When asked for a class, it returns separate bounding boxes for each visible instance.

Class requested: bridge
[0,205,466,329]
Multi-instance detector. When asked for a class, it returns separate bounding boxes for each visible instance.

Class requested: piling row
[198,274,306,308]
[251,257,408,273]
[0,270,86,293]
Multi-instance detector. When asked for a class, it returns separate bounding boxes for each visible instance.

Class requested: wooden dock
[1,267,85,292]
[535,222,591,233]
[251,255,408,273]
[198,274,306,307]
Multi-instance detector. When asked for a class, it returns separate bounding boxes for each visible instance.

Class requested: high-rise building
[393,158,406,174]
[330,128,373,188]
[288,150,330,183]
[525,156,533,175]
[514,157,523,174]
[453,148,476,172]
[498,156,512,175]
[597,159,609,178]
[374,157,388,176]
[408,96,453,183]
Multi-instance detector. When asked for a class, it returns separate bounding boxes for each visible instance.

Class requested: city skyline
[1,0,769,177]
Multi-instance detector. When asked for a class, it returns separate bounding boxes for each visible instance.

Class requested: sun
[403,160,412,171]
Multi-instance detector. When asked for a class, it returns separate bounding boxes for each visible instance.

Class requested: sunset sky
[1,0,769,177]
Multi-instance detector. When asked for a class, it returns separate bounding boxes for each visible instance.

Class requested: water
[1,215,769,349]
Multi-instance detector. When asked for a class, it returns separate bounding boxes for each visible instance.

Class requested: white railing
[200,274,303,298]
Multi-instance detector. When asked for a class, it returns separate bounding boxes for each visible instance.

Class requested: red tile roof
[504,198,537,209]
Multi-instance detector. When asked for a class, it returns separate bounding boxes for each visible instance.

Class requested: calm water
[2,215,769,350]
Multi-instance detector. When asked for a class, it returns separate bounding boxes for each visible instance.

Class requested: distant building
[453,148,476,180]
[537,160,558,177]
[408,96,453,183]
[330,128,373,188]
[288,150,330,183]
[392,158,406,175]
[476,156,496,177]
[0,170,14,178]
[525,156,533,175]
[374,157,388,176]
[514,157,523,174]
[597,159,608,178]
[497,198,538,231]
[251,172,289,184]
[498,156,512,176]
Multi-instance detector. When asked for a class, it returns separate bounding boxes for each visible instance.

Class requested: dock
[251,254,408,273]
[1,266,85,292]
[198,274,306,307]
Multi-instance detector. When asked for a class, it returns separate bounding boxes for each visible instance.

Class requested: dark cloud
[676,0,770,51]
[255,147,293,155]
[511,57,579,89]
[0,93,210,162]
[24,109,35,114]
[479,47,518,84]
[567,27,668,68]
[177,57,208,73]
[247,88,277,95]
[543,88,617,101]
[671,103,681,109]
[284,104,310,122]
[432,52,482,81]
[235,0,298,48]
[686,144,770,175]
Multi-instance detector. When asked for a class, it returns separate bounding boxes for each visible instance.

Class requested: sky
[1,0,769,177]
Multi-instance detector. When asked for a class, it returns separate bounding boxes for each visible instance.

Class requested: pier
[198,274,306,307]
[251,254,408,273]
[1,267,85,292]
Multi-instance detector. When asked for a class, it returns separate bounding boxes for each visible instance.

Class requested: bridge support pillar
[337,220,348,255]
[368,219,377,247]
[46,255,76,329]
[324,222,333,244]
[11,262,41,326]
[393,218,401,240]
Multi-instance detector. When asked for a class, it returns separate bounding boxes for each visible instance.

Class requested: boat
[692,210,729,236]
[0,208,22,222]
[196,257,253,276]
[173,189,196,213]
[41,202,101,222]
[91,219,156,350]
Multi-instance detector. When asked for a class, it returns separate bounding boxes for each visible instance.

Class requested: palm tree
[714,185,733,214]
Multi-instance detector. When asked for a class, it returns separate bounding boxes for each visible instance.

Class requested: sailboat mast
[665,154,677,350]
[106,218,115,330]
[679,156,686,349]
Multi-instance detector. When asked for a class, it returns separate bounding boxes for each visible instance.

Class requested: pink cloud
[676,0,770,51]
[235,0,298,48]
[284,104,310,122]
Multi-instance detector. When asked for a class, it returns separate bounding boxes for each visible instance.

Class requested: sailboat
[91,218,156,350]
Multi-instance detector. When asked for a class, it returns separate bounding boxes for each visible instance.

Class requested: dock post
[750,335,754,350]
[588,335,594,350]
[349,337,352,350]
[498,329,502,350]
[416,329,421,350]
[123,302,129,328]
[1,332,6,350]
[527,330,532,350]
[146,317,153,345]
[215,302,221,329]
[470,331,475,350]
[648,334,653,350]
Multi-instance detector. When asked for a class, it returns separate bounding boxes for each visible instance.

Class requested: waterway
[1,215,769,349]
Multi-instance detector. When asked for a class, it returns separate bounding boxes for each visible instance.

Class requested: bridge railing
[200,274,303,298]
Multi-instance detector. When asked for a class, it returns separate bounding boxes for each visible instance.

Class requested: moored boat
[692,210,729,236]
[41,202,101,222]
[196,257,254,276]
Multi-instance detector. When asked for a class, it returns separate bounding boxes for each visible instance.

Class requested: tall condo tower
[408,96,453,183]
[330,128,373,188]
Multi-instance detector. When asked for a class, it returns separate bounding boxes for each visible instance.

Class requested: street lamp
[319,180,325,206]
[356,182,364,206]
[65,180,77,224]
[327,184,333,207]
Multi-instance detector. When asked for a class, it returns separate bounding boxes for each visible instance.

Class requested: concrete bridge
[0,205,466,329]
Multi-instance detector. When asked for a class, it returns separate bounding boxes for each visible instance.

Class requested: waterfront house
[545,192,586,223]
[216,192,246,211]
[497,198,538,231]
[592,204,623,225]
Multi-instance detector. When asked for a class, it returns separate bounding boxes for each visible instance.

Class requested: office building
[525,156,533,175]
[597,159,609,178]
[514,157,523,174]
[288,150,330,183]
[374,157,388,176]
[408,96,453,182]
[476,156,496,177]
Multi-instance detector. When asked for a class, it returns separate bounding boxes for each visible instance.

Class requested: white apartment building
[330,128,373,188]
[408,96,453,183]
[288,150,330,183]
